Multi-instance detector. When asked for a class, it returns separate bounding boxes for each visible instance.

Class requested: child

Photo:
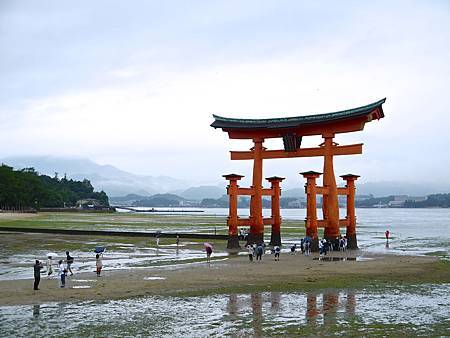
[274,246,281,261]
[61,269,67,287]
[58,260,65,287]
[290,244,297,255]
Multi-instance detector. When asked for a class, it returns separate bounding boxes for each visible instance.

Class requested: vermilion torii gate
[211,98,385,250]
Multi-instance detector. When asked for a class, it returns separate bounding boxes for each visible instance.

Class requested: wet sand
[0,252,447,306]
[0,213,37,220]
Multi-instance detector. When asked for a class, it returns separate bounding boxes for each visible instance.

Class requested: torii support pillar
[223,174,244,249]
[340,174,360,249]
[267,176,285,247]
[301,171,321,252]
[248,138,265,245]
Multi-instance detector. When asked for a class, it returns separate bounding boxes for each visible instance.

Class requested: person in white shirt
[96,253,103,277]
[57,260,66,287]
[247,245,254,262]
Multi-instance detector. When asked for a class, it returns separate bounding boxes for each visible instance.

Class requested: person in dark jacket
[66,251,74,276]
[33,260,43,290]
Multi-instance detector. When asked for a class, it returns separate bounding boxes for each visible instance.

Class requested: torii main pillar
[322,134,340,243]
[248,138,265,244]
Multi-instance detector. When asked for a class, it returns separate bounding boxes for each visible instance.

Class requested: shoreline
[1,252,448,307]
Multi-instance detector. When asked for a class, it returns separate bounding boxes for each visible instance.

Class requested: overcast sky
[1,0,449,187]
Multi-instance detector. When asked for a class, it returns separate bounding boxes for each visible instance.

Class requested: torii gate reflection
[212,99,386,250]
[227,291,356,335]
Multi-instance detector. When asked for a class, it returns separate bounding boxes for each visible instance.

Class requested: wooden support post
[322,135,340,246]
[266,176,284,246]
[223,174,244,249]
[301,171,321,251]
[248,138,265,245]
[340,174,360,249]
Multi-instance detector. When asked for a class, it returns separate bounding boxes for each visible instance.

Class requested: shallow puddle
[71,285,91,289]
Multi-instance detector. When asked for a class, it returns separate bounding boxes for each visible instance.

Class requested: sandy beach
[0,252,447,306]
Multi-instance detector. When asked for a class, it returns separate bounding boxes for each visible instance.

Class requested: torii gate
[211,98,385,249]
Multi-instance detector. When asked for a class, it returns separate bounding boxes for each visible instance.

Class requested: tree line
[0,164,109,209]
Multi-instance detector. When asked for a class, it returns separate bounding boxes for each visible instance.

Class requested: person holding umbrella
[204,243,213,263]
[94,246,105,276]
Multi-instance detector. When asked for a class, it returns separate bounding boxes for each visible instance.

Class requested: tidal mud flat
[0,210,449,336]
[0,250,448,306]
[0,253,449,336]
[2,284,449,337]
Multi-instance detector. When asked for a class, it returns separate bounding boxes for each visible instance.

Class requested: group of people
[243,233,355,263]
[246,243,266,262]
[33,250,104,291]
[318,236,348,256]
[33,251,74,290]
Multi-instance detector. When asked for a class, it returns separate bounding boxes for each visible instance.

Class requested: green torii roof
[211,98,385,130]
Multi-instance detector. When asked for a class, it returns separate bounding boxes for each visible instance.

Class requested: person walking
[33,260,43,290]
[274,246,281,261]
[385,230,390,241]
[96,253,103,277]
[46,255,53,278]
[205,245,213,263]
[176,234,180,246]
[256,244,264,261]
[66,251,74,276]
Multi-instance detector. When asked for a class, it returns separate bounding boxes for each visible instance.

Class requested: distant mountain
[4,156,449,199]
[282,188,306,199]
[356,181,450,197]
[109,194,149,206]
[282,182,450,198]
[180,186,225,200]
[0,156,189,197]
[133,193,186,207]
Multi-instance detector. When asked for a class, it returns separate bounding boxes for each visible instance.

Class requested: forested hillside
[0,164,109,209]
